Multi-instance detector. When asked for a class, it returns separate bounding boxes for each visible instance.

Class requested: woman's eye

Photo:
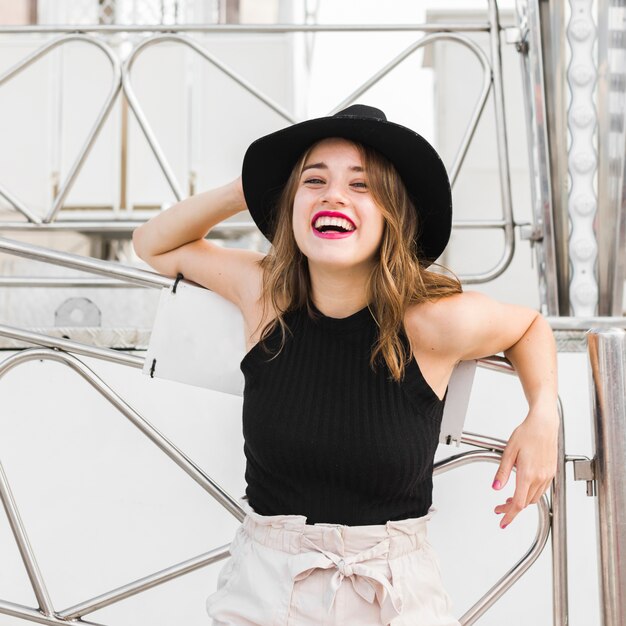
[351,181,368,189]
[304,177,324,185]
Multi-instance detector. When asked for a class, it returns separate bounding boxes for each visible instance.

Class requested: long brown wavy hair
[255,138,463,382]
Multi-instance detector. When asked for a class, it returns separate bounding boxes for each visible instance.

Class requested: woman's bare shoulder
[405,290,540,362]
[404,291,483,360]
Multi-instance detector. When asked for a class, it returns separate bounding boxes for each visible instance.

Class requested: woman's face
[292,138,385,271]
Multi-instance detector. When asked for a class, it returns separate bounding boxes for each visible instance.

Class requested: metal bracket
[504,27,528,53]
[572,456,596,496]
[519,222,544,242]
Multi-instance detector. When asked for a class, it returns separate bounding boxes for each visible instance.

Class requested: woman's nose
[321,182,347,205]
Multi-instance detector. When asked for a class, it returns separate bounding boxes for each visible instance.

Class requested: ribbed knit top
[240,303,447,526]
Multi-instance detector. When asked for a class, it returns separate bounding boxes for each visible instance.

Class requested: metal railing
[0,344,555,626]
[0,0,516,284]
[0,232,566,625]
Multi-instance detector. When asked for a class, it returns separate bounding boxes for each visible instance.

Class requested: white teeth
[313,215,355,231]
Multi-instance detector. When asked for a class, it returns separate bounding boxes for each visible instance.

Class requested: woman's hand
[491,406,559,528]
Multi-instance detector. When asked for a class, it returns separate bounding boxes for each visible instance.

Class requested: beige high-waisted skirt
[206,502,460,626]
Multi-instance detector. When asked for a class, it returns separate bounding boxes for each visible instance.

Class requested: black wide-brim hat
[241,104,452,263]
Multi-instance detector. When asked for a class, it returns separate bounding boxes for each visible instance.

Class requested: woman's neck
[308,262,371,317]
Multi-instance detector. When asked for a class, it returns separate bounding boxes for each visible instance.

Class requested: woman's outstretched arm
[407,290,559,529]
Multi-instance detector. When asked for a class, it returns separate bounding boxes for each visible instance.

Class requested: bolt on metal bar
[0,461,55,616]
[58,544,231,619]
[587,328,626,626]
[434,449,551,625]
[0,236,171,288]
[0,349,246,522]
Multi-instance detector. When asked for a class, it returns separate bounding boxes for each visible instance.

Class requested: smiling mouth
[311,211,356,236]
[312,228,354,239]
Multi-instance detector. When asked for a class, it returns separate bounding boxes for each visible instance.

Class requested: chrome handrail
[434,449,552,625]
[0,345,556,625]
[0,34,122,224]
[0,0,517,283]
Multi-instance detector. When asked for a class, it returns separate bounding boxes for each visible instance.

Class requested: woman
[133,105,559,626]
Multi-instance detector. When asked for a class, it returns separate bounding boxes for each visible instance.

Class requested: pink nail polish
[501,522,508,529]
[492,479,501,490]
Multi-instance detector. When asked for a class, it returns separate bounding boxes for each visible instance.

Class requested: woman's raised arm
[132,177,264,308]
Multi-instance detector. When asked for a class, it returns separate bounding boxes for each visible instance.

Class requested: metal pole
[587,328,626,626]
[0,236,171,288]
[551,397,568,626]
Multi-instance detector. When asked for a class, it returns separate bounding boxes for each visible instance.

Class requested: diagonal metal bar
[122,33,297,203]
[0,349,246,522]
[0,34,122,225]
[0,461,55,616]
[434,449,551,625]
[0,323,145,368]
[330,31,492,188]
[0,277,150,288]
[58,544,230,619]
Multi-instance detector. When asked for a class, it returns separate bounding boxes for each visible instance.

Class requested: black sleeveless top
[240,303,447,526]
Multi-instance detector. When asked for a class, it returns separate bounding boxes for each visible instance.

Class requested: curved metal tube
[435,449,551,625]
[0,349,246,522]
[122,33,297,202]
[330,31,492,189]
[0,34,122,224]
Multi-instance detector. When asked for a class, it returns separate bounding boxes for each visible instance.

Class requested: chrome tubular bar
[0,349,246,522]
[329,32,493,188]
[514,0,559,315]
[587,328,626,626]
[0,347,554,624]
[551,396,568,626]
[434,449,552,625]
[0,277,149,288]
[0,220,258,233]
[0,34,122,224]
[0,460,55,616]
[0,23,492,34]
[0,236,171,288]
[464,0,516,286]
[0,599,105,626]
[0,4,517,284]
[122,33,296,204]
[58,544,231,620]
[0,323,144,367]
